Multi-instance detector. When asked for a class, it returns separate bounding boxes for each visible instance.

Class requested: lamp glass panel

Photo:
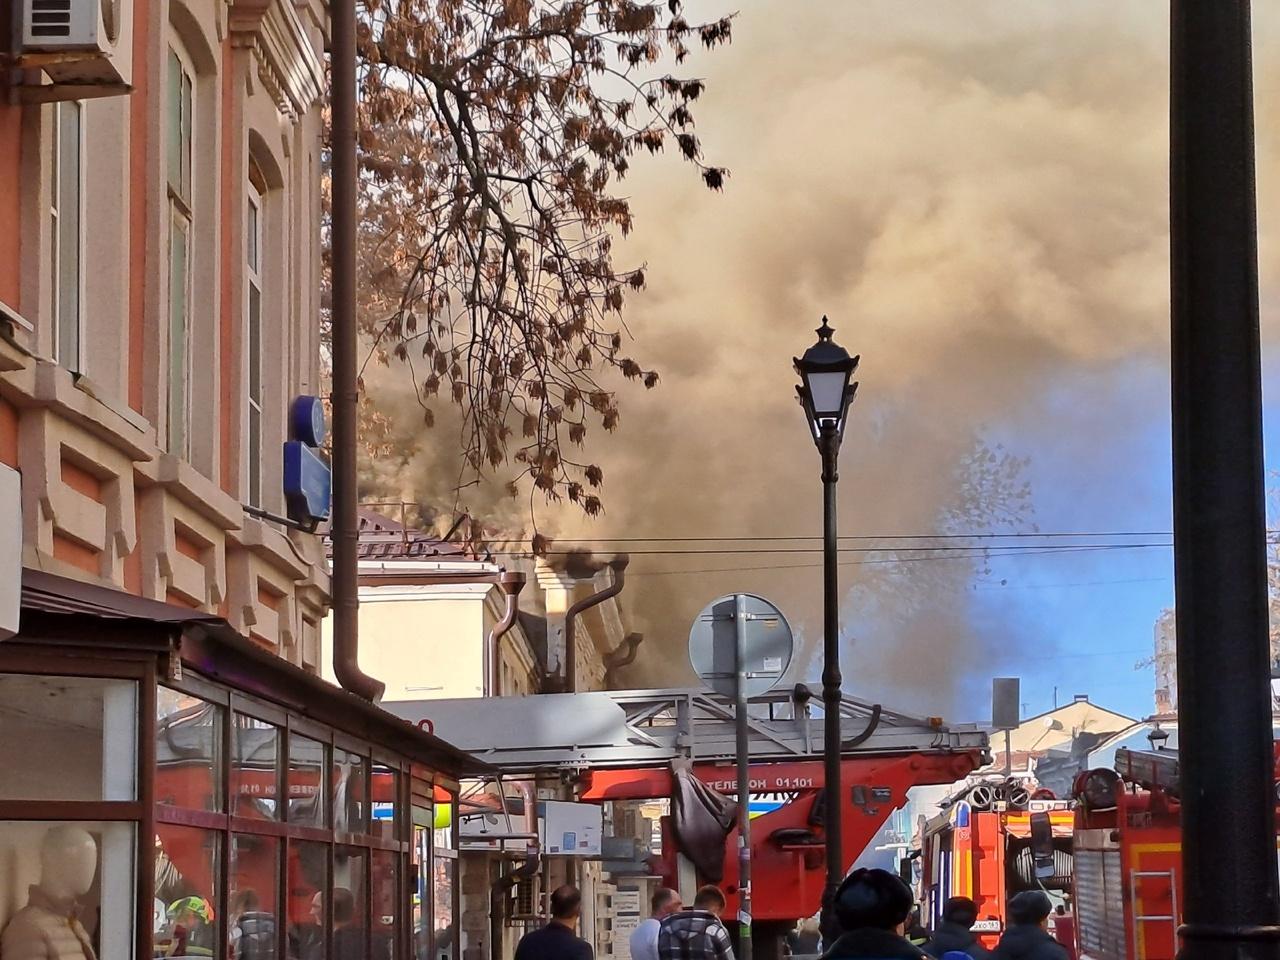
[805,370,848,418]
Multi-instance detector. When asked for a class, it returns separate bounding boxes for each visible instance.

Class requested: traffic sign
[688,594,794,699]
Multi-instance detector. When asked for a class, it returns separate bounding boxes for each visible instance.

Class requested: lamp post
[794,317,859,943]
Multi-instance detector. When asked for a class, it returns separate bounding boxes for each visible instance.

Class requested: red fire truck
[917,779,1075,950]
[1070,745,1280,960]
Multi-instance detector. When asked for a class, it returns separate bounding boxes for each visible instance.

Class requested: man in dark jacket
[924,897,990,960]
[991,893,1068,960]
[822,868,926,960]
[514,885,594,960]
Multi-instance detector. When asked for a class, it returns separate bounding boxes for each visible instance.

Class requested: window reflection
[334,847,368,959]
[333,749,367,835]
[287,841,328,960]
[0,675,138,801]
[156,688,224,811]
[288,734,328,828]
[433,852,455,960]
[233,714,281,819]
[154,824,221,958]
[230,833,279,959]
[370,763,398,840]
[412,814,432,960]
[372,850,399,960]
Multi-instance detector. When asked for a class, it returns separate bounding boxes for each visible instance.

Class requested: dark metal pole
[819,425,842,945]
[1170,4,1280,960]
[734,593,753,960]
[330,0,384,701]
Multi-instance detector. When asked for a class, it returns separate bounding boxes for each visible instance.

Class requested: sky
[369,2,1280,725]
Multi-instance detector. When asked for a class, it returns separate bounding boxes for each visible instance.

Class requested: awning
[16,569,491,779]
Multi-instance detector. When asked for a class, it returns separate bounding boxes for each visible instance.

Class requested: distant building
[1154,608,1178,714]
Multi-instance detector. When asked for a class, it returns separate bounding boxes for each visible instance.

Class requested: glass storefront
[0,662,454,960]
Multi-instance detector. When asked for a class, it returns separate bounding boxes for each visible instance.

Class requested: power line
[578,543,1172,577]
[535,530,1180,543]
[491,542,1176,557]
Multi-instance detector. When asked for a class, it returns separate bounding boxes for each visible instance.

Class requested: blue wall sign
[282,395,331,527]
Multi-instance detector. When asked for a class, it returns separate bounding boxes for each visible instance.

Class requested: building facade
[1,0,330,658]
[0,4,488,958]
[319,508,647,960]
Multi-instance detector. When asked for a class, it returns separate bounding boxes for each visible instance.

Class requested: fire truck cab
[1070,745,1280,960]
[918,779,1075,950]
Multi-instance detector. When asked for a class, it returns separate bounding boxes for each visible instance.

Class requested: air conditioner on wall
[17,0,133,90]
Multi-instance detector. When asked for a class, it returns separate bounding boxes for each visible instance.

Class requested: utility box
[539,800,603,856]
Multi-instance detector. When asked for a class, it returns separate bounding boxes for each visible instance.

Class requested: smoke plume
[362,2,1280,716]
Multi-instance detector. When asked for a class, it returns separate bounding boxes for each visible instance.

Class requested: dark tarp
[670,758,739,882]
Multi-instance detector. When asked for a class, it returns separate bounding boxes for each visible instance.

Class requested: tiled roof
[327,507,483,561]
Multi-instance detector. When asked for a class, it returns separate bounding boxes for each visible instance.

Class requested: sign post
[690,593,794,960]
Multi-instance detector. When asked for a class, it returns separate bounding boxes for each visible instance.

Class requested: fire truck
[917,778,1075,950]
[1070,745,1280,960]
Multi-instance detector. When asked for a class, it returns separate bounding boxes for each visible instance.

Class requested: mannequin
[0,825,99,960]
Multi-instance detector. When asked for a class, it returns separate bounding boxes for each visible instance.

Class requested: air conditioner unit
[511,875,539,921]
[18,0,133,90]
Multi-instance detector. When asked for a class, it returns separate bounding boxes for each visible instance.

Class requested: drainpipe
[329,0,383,702]
[485,571,527,697]
[602,632,644,689]
[490,780,541,960]
[563,555,629,693]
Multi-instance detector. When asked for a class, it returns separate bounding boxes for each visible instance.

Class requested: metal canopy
[382,687,989,775]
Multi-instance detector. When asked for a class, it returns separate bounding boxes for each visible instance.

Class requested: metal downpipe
[485,572,528,697]
[329,0,383,702]
[563,555,629,693]
[490,780,541,960]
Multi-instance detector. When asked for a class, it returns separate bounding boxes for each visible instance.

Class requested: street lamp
[794,317,859,943]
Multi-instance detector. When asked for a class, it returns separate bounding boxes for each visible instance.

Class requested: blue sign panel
[283,440,331,525]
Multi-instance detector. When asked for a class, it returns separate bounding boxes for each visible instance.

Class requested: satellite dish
[688,594,794,699]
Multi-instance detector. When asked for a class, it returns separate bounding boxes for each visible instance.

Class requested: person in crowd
[822,868,927,960]
[991,893,1068,960]
[658,884,735,960]
[789,918,821,956]
[330,888,367,960]
[924,897,990,960]
[631,888,683,960]
[230,889,277,960]
[906,907,931,949]
[514,884,594,960]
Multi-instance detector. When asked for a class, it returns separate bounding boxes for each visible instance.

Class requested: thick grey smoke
[363,2,1280,716]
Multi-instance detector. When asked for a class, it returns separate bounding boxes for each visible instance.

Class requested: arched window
[165,39,195,456]
[246,160,265,507]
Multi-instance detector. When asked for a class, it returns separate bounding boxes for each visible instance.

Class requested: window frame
[245,172,265,508]
[50,99,85,374]
[165,39,196,457]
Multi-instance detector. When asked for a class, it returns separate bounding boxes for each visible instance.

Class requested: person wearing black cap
[924,897,990,960]
[823,868,927,960]
[991,893,1067,960]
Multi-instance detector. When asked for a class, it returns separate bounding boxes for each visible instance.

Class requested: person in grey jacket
[924,897,990,960]
[991,893,1068,960]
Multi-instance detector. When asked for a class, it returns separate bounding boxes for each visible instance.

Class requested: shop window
[154,823,221,958]
[287,733,328,828]
[0,820,135,959]
[51,100,83,372]
[412,811,432,960]
[370,763,399,841]
[0,674,137,801]
[157,688,224,811]
[286,841,328,959]
[231,833,280,960]
[233,713,281,820]
[371,849,399,959]
[334,749,367,835]
[433,844,456,960]
[333,847,370,957]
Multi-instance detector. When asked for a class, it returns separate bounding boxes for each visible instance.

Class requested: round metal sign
[688,593,794,699]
